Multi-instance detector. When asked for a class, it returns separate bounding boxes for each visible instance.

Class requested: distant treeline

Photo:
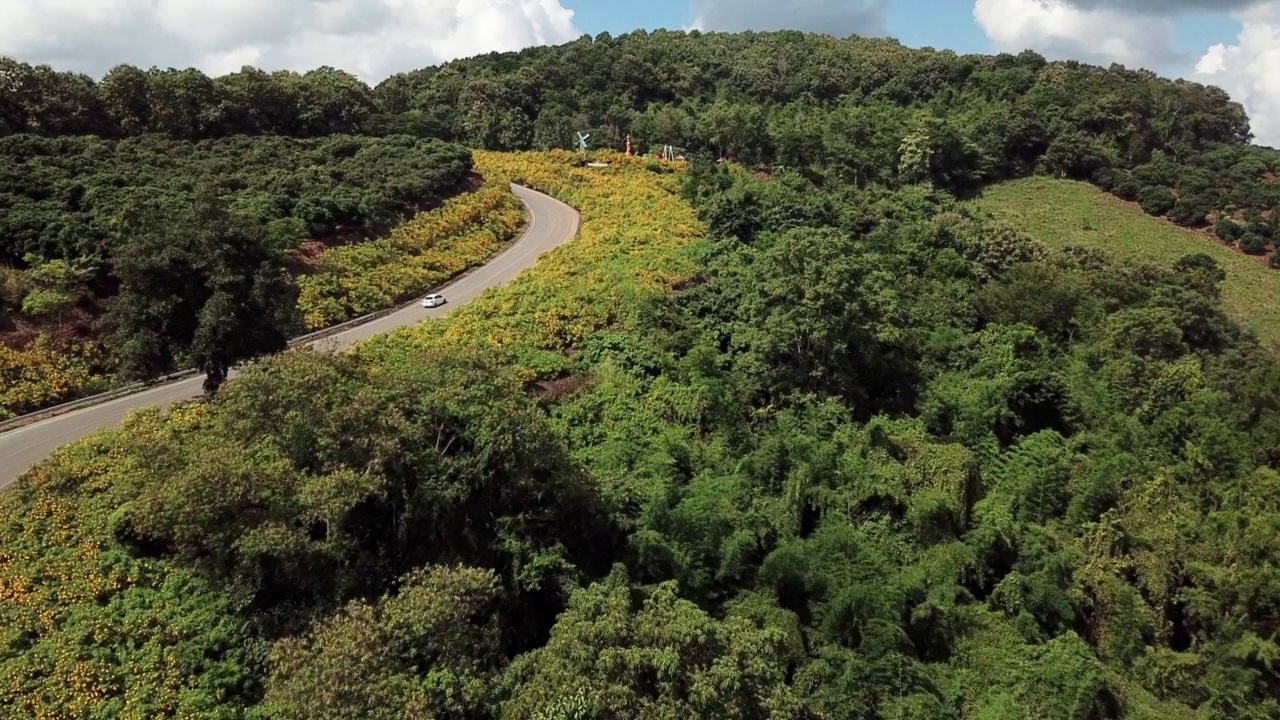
[3,30,1277,256]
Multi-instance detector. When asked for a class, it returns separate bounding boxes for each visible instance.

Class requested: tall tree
[500,566,816,720]
[98,64,152,135]
[102,190,299,393]
[263,565,506,720]
[146,67,219,139]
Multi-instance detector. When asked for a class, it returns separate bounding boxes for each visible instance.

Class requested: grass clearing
[972,176,1280,348]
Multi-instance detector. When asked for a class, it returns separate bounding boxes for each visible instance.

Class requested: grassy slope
[972,176,1280,348]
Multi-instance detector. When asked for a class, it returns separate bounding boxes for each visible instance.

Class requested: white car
[421,293,446,308]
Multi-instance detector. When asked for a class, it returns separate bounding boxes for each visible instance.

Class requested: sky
[0,0,1277,147]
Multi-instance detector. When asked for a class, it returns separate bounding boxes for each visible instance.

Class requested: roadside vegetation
[0,135,525,414]
[3,149,1279,719]
[297,179,525,330]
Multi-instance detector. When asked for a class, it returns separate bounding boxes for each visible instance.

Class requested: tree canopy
[5,30,1275,253]
[3,151,1280,718]
[3,24,1280,720]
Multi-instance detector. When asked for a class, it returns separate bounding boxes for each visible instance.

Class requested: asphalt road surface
[0,184,579,490]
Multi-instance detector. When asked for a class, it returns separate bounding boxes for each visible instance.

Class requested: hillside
[3,30,1279,266]
[3,151,1279,718]
[4,27,1280,720]
[0,135,526,418]
[974,176,1280,347]
[6,30,1280,415]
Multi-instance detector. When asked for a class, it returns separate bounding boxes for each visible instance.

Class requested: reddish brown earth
[0,303,99,351]
[531,373,592,401]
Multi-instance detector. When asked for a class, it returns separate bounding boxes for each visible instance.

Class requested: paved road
[0,184,579,489]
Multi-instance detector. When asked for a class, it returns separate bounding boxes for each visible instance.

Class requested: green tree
[1173,253,1227,298]
[1039,130,1113,179]
[897,115,987,193]
[98,64,152,134]
[121,349,612,633]
[734,226,904,410]
[1240,232,1269,255]
[697,100,769,163]
[262,565,505,720]
[292,66,375,136]
[146,67,219,139]
[501,566,815,720]
[102,190,299,392]
[459,75,534,150]
[1136,184,1177,216]
[19,253,94,330]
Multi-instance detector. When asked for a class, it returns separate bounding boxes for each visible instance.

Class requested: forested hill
[4,31,1278,258]
[6,28,1280,720]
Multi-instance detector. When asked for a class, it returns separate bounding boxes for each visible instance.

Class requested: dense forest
[3,149,1279,718]
[3,30,1279,262]
[0,134,472,267]
[3,27,1280,718]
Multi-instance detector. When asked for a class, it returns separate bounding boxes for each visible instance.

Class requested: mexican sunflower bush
[296,181,525,329]
[355,151,705,376]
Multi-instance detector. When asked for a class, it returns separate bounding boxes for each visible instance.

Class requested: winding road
[0,184,580,490]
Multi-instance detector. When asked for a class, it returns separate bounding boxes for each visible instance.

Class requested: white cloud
[690,0,888,37]
[973,0,1183,68]
[1190,2,1280,148]
[0,0,580,82]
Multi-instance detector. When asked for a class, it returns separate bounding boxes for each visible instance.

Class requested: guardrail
[0,184,539,436]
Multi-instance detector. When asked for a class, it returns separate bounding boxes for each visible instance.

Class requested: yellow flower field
[354,150,706,375]
[296,180,526,329]
[0,341,106,421]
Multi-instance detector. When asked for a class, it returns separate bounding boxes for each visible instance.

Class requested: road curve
[0,184,579,490]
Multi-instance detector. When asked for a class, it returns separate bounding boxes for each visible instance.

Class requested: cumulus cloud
[1191,2,1280,147]
[0,0,581,82]
[1059,0,1264,11]
[689,0,888,37]
[973,0,1183,68]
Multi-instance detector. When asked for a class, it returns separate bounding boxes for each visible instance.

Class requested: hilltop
[4,31,1277,221]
